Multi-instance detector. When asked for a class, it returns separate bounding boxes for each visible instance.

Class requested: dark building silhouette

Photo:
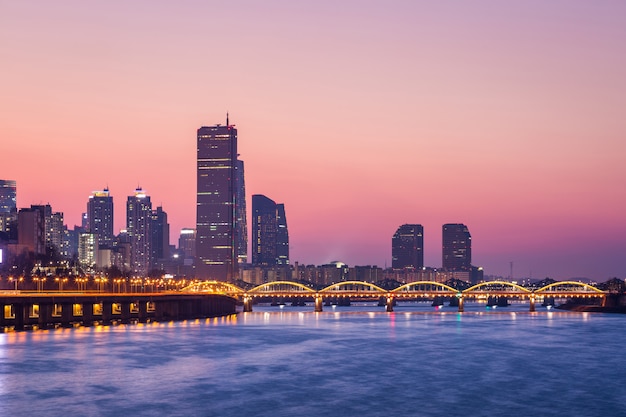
[127,188,152,276]
[276,203,289,265]
[18,207,45,255]
[196,116,238,281]
[442,223,471,270]
[252,195,289,266]
[392,224,424,269]
[87,188,114,249]
[235,159,248,265]
[151,206,170,267]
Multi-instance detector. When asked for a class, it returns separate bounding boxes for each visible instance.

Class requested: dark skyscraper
[0,180,17,214]
[276,203,289,265]
[127,188,152,276]
[391,224,424,269]
[87,188,114,248]
[151,206,170,265]
[252,195,289,266]
[442,223,472,270]
[196,117,238,281]
[235,159,248,265]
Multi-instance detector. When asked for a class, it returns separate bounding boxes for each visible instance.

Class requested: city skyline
[2,2,625,280]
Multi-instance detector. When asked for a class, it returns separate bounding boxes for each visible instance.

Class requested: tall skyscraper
[392,224,424,269]
[196,116,238,281]
[18,207,45,255]
[442,223,472,270]
[127,188,152,276]
[252,195,277,266]
[0,180,16,213]
[252,195,289,266]
[87,188,114,248]
[151,206,170,265]
[235,159,248,265]
[276,203,289,265]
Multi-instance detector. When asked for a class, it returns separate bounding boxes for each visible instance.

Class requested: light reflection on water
[1,304,625,416]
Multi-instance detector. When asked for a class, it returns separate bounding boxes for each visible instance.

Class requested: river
[1,302,624,416]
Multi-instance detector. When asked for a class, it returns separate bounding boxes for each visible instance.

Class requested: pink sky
[2,1,625,280]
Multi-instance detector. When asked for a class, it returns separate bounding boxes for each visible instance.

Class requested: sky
[2,1,625,281]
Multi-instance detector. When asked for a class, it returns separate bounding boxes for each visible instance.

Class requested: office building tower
[78,233,98,273]
[0,180,16,213]
[87,188,114,248]
[392,224,424,269]
[252,195,277,266]
[276,203,289,265]
[442,223,472,270]
[127,188,152,276]
[178,228,196,259]
[151,206,170,265]
[235,159,248,265]
[196,116,238,281]
[18,207,45,255]
[252,195,289,266]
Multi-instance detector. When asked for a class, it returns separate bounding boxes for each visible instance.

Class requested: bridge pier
[529,295,536,312]
[243,296,253,312]
[386,296,394,312]
[458,296,464,312]
[314,296,323,312]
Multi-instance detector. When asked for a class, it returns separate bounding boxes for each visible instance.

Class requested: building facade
[126,188,152,276]
[87,188,114,249]
[0,180,16,214]
[442,223,472,270]
[251,195,289,266]
[235,159,248,265]
[391,224,424,269]
[196,119,239,281]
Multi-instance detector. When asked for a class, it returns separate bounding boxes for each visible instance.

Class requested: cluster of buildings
[0,116,482,285]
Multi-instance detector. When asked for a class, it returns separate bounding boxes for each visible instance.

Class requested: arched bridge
[181,280,606,312]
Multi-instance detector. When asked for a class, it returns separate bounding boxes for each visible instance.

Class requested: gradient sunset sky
[2,1,625,280]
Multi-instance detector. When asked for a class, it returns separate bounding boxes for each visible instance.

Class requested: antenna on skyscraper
[226,112,229,126]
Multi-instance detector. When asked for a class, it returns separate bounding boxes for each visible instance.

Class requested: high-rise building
[252,195,289,266]
[235,159,248,265]
[0,180,16,213]
[178,228,196,259]
[196,116,238,281]
[276,203,289,265]
[127,188,152,276]
[87,188,114,248]
[18,207,45,255]
[392,224,424,269]
[151,206,170,265]
[78,232,98,273]
[442,223,472,271]
[252,195,277,266]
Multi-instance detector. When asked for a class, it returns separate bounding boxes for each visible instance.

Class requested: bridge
[181,280,607,312]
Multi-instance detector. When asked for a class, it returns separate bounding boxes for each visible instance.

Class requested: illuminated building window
[93,303,103,315]
[29,304,39,318]
[73,303,83,316]
[52,304,62,317]
[3,305,15,319]
[130,302,139,313]
[146,301,156,312]
[112,303,122,315]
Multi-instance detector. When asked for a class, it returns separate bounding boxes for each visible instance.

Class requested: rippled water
[1,303,625,416]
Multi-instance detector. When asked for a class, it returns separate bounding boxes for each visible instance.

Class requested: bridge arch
[248,281,316,295]
[319,281,387,294]
[535,281,605,295]
[463,280,532,295]
[392,281,459,295]
[181,280,244,295]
